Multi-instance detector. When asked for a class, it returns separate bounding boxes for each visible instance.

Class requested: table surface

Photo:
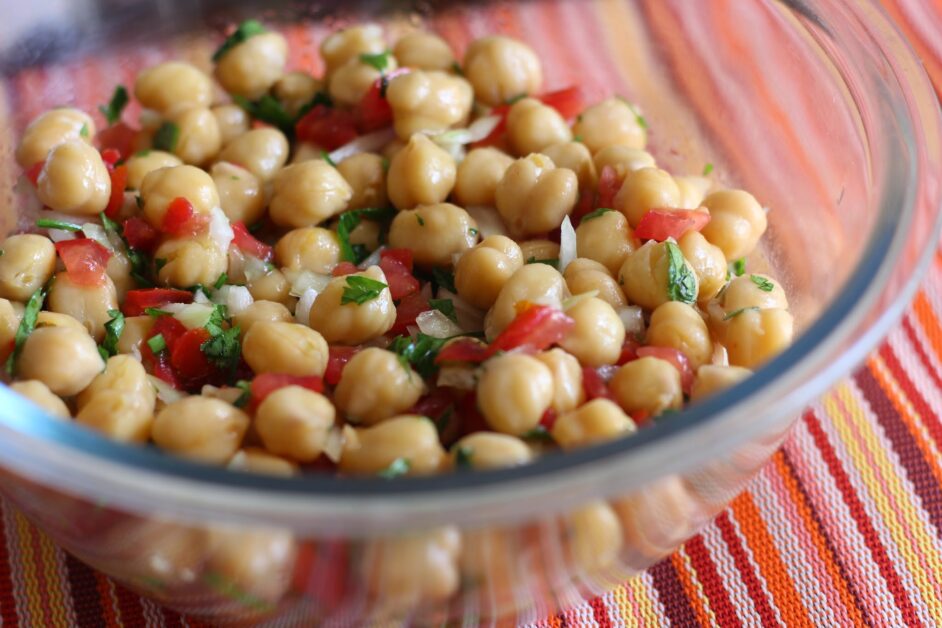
[2,0,942,626]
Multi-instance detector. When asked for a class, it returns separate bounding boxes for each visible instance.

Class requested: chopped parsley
[134,195,144,209]
[468,227,479,237]
[580,207,613,222]
[388,333,446,379]
[733,258,746,277]
[294,91,333,121]
[232,94,295,136]
[341,275,388,305]
[152,122,180,152]
[147,333,167,354]
[36,218,82,232]
[144,307,172,317]
[359,51,391,73]
[378,457,410,479]
[213,273,228,290]
[321,151,337,167]
[98,85,129,126]
[212,19,267,62]
[80,123,89,138]
[455,445,474,469]
[526,256,560,269]
[522,426,554,442]
[203,303,229,336]
[750,274,775,292]
[98,309,124,361]
[416,214,425,226]
[336,207,396,263]
[233,380,252,408]
[429,298,458,323]
[505,94,526,105]
[432,268,456,294]
[135,150,151,158]
[201,326,242,371]
[702,162,714,176]
[573,134,583,143]
[450,61,463,75]
[724,306,759,321]
[5,287,46,376]
[665,242,696,305]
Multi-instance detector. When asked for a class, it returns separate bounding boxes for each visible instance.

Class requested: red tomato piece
[634,209,711,242]
[122,217,160,252]
[249,373,325,410]
[379,248,414,272]
[97,122,138,160]
[637,346,694,393]
[161,197,210,237]
[378,252,419,300]
[122,288,193,316]
[170,327,214,381]
[357,81,393,133]
[571,189,597,225]
[597,165,622,210]
[389,290,429,335]
[488,304,575,355]
[150,315,187,353]
[582,366,617,402]
[538,408,558,431]
[538,86,584,119]
[630,409,651,426]
[616,337,641,365]
[100,148,121,169]
[434,338,490,365]
[455,391,489,438]
[469,105,509,149]
[54,239,112,286]
[150,351,183,389]
[331,262,359,277]
[324,345,360,386]
[24,161,44,186]
[295,105,358,151]
[231,221,273,261]
[104,164,128,219]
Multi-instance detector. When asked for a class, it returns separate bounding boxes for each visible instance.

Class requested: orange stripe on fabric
[94,571,121,628]
[912,291,942,368]
[730,494,814,627]
[670,550,716,627]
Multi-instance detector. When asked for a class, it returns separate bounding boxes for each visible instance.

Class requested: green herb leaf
[525,256,560,269]
[341,275,388,305]
[36,218,82,232]
[455,445,474,469]
[294,91,333,122]
[359,51,391,73]
[450,61,464,76]
[702,162,714,176]
[98,85,129,126]
[5,287,46,376]
[147,333,166,354]
[733,258,746,276]
[233,380,251,408]
[378,457,411,479]
[388,333,446,379]
[580,207,613,223]
[135,150,151,158]
[505,94,526,105]
[212,19,267,62]
[336,207,396,263]
[152,122,180,152]
[429,298,458,323]
[100,212,154,288]
[432,268,456,294]
[80,123,90,138]
[521,426,554,442]
[665,242,696,305]
[213,273,228,290]
[201,326,242,371]
[99,309,124,359]
[468,227,479,237]
[204,303,229,337]
[134,195,144,209]
[573,134,583,143]
[144,307,171,317]
[750,274,774,292]
[321,151,337,167]
[416,214,425,226]
[232,94,295,136]
[622,98,647,129]
[724,306,760,321]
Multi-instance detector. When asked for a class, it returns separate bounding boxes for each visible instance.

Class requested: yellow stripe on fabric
[625,571,662,626]
[11,509,56,627]
[672,548,718,627]
[609,581,636,628]
[32,526,72,627]
[824,382,942,624]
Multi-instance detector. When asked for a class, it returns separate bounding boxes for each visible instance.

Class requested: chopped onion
[417,309,464,338]
[323,426,346,463]
[357,245,385,270]
[438,289,484,332]
[193,288,212,305]
[558,215,576,272]
[138,108,162,130]
[294,288,318,324]
[431,128,473,146]
[157,303,188,315]
[467,115,503,142]
[243,254,270,282]
[148,375,185,404]
[711,343,729,367]
[617,305,645,336]
[208,207,234,253]
[285,269,331,298]
[437,365,477,390]
[47,228,77,243]
[562,290,599,311]
[596,364,619,382]
[173,303,214,329]
[465,206,508,238]
[201,384,243,404]
[328,127,396,164]
[213,285,253,315]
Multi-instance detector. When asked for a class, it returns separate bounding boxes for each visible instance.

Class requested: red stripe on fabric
[589,594,613,628]
[683,535,743,627]
[64,554,105,627]
[648,559,700,627]
[901,316,942,392]
[803,409,923,627]
[0,506,18,626]
[713,512,781,627]
[112,580,146,626]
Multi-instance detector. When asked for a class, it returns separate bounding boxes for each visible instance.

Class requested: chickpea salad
[1,21,793,478]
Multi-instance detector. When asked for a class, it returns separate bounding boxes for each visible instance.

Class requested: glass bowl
[0,0,939,624]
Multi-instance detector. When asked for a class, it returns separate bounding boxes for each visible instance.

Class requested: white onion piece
[328,127,396,164]
[464,206,508,238]
[173,303,214,330]
[617,305,645,336]
[201,384,243,404]
[243,254,270,282]
[323,426,346,463]
[47,228,77,243]
[417,309,463,339]
[208,207,234,253]
[148,375,185,404]
[431,128,473,146]
[193,289,212,305]
[213,285,254,315]
[227,246,248,284]
[711,343,729,367]
[294,288,318,324]
[596,364,619,382]
[437,365,477,390]
[286,270,331,298]
[138,108,162,130]
[562,290,599,311]
[357,246,384,270]
[558,215,576,272]
[13,178,43,231]
[438,289,485,332]
[158,303,188,315]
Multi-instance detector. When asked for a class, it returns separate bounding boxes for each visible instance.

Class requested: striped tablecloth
[1,0,942,626]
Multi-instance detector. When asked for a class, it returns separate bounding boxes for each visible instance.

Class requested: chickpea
[35,140,110,216]
[454,235,524,310]
[125,150,183,190]
[566,502,624,572]
[17,325,104,396]
[155,236,228,288]
[575,209,638,275]
[210,162,265,225]
[477,353,554,435]
[363,528,461,609]
[725,308,794,369]
[105,253,134,302]
[232,300,292,338]
[166,106,221,166]
[76,391,154,443]
[463,36,542,106]
[152,397,249,464]
[614,167,681,228]
[721,273,788,312]
[678,231,727,303]
[453,147,514,208]
[211,104,251,146]
[217,128,290,183]
[0,234,56,302]
[386,134,456,209]
[558,295,626,368]
[340,415,445,476]
[269,160,353,228]
[485,263,567,339]
[646,302,713,369]
[518,239,560,263]
[272,71,322,116]
[572,97,646,153]
[35,311,84,331]
[215,32,288,100]
[495,154,577,237]
[16,108,95,169]
[255,386,335,462]
[449,433,532,470]
[330,56,398,108]
[506,98,572,155]
[134,62,213,114]
[691,364,752,402]
[203,528,296,606]
[0,299,20,362]
[308,267,395,344]
[141,165,220,228]
[337,153,388,210]
[393,32,455,71]
[610,356,682,416]
[320,24,385,77]
[46,272,118,342]
[104,521,207,588]
[228,448,298,476]
[77,354,154,410]
[275,227,341,273]
[117,316,153,357]
[699,189,768,260]
[334,348,424,425]
[563,258,627,309]
[619,241,699,310]
[10,380,70,419]
[349,219,381,251]
[389,203,477,267]
[242,321,328,377]
[247,269,290,305]
[593,145,656,179]
[535,348,584,413]
[675,175,711,209]
[541,141,597,190]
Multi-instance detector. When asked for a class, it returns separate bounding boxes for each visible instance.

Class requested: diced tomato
[410,388,458,443]
[331,262,359,277]
[470,106,509,148]
[597,165,622,210]
[150,315,187,352]
[539,408,558,431]
[379,248,414,272]
[616,337,641,365]
[634,209,711,242]
[434,338,490,365]
[489,304,575,355]
[378,250,419,300]
[170,327,214,381]
[54,239,112,286]
[389,290,429,335]
[538,86,584,119]
[325,345,360,386]
[100,148,121,169]
[571,190,597,225]
[582,366,616,402]
[295,105,358,150]
[249,373,325,410]
[104,164,127,219]
[356,68,410,133]
[161,197,210,237]
[456,391,489,438]
[637,346,694,393]
[122,217,160,252]
[231,221,273,261]
[150,351,182,389]
[122,288,193,316]
[24,161,44,186]
[630,409,651,426]
[97,122,138,160]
